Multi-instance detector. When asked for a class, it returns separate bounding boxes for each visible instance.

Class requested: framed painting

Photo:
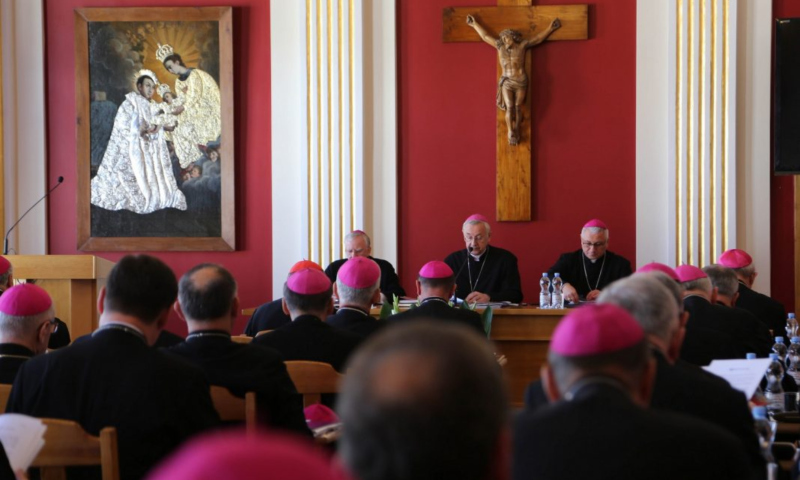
[75,7,234,251]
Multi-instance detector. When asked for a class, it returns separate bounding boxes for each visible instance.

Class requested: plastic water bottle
[539,273,551,309]
[752,406,776,464]
[765,353,786,415]
[786,313,798,339]
[773,337,788,364]
[551,273,564,309]
[747,354,768,406]
[787,337,800,372]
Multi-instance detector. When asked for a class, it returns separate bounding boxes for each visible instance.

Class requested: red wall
[45,0,271,335]
[397,0,637,301]
[773,0,797,313]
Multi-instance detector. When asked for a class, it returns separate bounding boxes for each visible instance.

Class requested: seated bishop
[547,219,632,302]
[325,230,405,302]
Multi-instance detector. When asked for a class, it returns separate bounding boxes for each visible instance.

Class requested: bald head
[178,264,237,321]
[338,321,507,480]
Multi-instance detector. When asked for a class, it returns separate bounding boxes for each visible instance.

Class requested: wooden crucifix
[443,2,588,221]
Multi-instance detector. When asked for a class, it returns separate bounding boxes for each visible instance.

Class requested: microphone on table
[4,176,64,255]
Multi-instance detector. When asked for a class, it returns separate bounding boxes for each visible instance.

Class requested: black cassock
[547,249,632,299]
[444,245,522,303]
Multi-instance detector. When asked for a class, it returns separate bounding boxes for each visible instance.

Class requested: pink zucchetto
[550,304,644,357]
[0,257,10,275]
[351,229,367,236]
[718,249,753,269]
[288,260,323,274]
[419,261,454,279]
[583,219,608,230]
[465,214,489,223]
[675,265,707,283]
[0,284,52,316]
[338,257,380,289]
[286,268,331,295]
[637,263,680,282]
[147,430,350,480]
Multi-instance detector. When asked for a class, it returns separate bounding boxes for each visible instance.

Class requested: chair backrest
[285,361,344,408]
[231,335,252,344]
[209,386,257,433]
[0,384,12,412]
[32,418,120,480]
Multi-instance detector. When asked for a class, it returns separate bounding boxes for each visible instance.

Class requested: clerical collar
[421,297,449,306]
[94,322,147,343]
[470,246,489,261]
[0,343,34,360]
[564,376,627,401]
[683,293,708,302]
[337,306,369,317]
[186,330,231,342]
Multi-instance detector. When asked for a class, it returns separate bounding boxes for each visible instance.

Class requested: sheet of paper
[0,414,47,472]
[703,358,771,398]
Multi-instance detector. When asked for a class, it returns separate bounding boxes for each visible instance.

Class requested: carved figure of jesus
[466,14,561,146]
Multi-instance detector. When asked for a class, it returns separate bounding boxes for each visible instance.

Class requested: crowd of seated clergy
[0,234,794,479]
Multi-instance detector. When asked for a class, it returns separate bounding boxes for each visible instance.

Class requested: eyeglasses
[465,235,486,243]
[43,319,58,333]
[581,241,607,249]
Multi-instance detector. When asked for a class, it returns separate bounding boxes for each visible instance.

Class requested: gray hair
[581,226,609,239]
[598,274,679,343]
[0,306,55,339]
[462,219,492,236]
[345,231,371,248]
[644,271,685,313]
[732,263,756,279]
[0,266,13,289]
[337,277,380,307]
[702,264,740,297]
[681,277,713,295]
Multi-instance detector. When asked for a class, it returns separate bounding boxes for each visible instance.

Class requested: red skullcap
[0,284,52,316]
[550,304,644,356]
[419,261,454,279]
[583,219,608,230]
[464,214,489,223]
[637,263,680,282]
[718,249,753,269]
[675,265,707,283]
[337,257,380,289]
[286,268,331,295]
[289,260,323,274]
[0,257,10,275]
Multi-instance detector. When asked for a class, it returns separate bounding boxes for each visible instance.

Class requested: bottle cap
[554,273,560,277]
[752,406,768,420]
[542,273,548,277]
[776,337,785,343]
[791,313,797,319]
[793,337,800,343]
[770,353,780,361]
[746,353,757,360]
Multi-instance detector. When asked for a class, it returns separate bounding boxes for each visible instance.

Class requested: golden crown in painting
[155,43,174,63]
[132,69,160,87]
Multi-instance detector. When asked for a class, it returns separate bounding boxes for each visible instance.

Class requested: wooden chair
[209,386,257,433]
[285,361,344,408]
[32,418,119,480]
[254,329,272,337]
[0,384,12,412]
[231,335,252,344]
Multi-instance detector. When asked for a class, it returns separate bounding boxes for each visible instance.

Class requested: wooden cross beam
[443,3,588,222]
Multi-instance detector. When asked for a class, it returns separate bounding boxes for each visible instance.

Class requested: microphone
[4,176,64,255]
[452,246,473,299]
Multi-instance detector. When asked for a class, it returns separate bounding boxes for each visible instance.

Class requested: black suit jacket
[325,256,406,300]
[387,298,486,336]
[166,331,309,435]
[736,281,787,336]
[326,307,385,338]
[253,314,361,372]
[6,326,220,480]
[515,382,749,480]
[0,344,33,385]
[546,249,632,298]
[684,295,771,358]
[444,246,523,303]
[244,298,292,336]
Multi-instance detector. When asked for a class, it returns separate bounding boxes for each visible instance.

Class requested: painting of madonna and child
[78,8,234,250]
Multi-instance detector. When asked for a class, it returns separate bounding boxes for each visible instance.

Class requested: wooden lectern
[7,255,115,340]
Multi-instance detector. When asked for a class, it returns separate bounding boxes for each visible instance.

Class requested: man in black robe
[0,284,56,384]
[515,303,749,480]
[327,257,384,338]
[719,248,788,335]
[244,260,325,336]
[167,263,309,435]
[388,261,485,336]
[254,267,361,372]
[444,214,522,303]
[325,230,405,301]
[547,218,632,302]
[6,255,220,480]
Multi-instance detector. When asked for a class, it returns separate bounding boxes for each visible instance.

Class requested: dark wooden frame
[75,7,235,251]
